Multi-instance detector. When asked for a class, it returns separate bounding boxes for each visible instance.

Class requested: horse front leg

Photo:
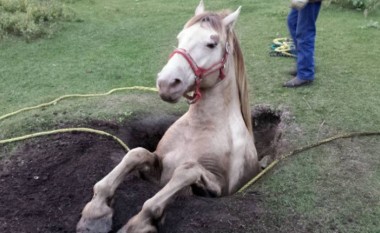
[118,161,222,233]
[77,147,160,233]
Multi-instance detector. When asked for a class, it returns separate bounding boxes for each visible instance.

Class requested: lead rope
[0,86,157,122]
[1,87,379,194]
[237,131,380,194]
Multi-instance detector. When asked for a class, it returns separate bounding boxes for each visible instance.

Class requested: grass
[0,0,379,232]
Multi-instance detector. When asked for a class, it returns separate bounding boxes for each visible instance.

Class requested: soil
[0,107,284,233]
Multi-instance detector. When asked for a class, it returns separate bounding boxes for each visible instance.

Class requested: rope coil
[269,37,296,58]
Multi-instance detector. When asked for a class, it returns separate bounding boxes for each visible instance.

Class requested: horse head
[157,0,242,103]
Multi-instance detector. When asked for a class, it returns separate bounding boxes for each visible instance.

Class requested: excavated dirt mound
[0,107,284,233]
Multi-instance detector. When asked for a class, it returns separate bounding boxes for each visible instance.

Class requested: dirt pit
[0,106,285,233]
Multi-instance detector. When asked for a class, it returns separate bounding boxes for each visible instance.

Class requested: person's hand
[291,0,308,9]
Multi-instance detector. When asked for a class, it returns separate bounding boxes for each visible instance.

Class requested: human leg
[287,9,298,76]
[287,8,298,45]
[295,2,321,80]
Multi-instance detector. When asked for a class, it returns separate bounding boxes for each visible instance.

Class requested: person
[283,0,322,88]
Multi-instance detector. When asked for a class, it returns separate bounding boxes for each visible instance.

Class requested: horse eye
[206,43,217,49]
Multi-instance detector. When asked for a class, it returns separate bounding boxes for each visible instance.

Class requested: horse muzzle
[157,76,186,103]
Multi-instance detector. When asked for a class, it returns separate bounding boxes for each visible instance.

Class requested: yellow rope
[2,127,378,194]
[0,86,157,122]
[237,131,380,194]
[272,37,290,46]
[1,84,379,195]
[0,128,130,152]
[274,46,296,57]
[272,37,296,57]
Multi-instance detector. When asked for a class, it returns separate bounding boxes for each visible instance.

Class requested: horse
[77,1,260,232]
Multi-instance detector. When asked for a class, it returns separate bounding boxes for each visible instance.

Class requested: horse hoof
[117,225,157,233]
[76,215,112,233]
[117,215,157,233]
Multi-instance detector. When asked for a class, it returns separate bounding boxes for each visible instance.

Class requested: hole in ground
[0,105,285,233]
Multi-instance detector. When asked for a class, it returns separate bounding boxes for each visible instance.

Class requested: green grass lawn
[1,0,379,232]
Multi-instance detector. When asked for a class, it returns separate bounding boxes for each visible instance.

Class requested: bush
[327,0,380,15]
[0,0,77,40]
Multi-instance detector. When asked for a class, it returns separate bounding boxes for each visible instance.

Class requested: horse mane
[230,30,253,136]
[185,11,253,136]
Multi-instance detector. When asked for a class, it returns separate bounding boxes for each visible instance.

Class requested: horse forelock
[184,11,229,33]
[184,11,253,136]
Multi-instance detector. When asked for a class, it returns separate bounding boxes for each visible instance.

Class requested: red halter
[169,43,229,104]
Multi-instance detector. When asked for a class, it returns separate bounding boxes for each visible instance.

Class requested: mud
[0,106,284,233]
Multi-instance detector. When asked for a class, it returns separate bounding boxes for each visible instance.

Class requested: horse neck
[188,61,242,126]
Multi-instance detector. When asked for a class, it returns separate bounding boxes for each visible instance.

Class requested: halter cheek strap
[169,43,229,104]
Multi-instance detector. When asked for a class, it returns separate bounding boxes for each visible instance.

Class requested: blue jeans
[287,2,321,81]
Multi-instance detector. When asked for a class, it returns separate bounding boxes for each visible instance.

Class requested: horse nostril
[170,78,182,88]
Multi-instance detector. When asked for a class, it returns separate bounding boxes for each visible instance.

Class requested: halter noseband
[169,43,230,104]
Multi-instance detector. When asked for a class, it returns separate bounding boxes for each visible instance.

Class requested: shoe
[283,77,313,88]
[288,68,297,76]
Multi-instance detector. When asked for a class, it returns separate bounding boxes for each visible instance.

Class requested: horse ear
[222,6,241,28]
[195,0,205,16]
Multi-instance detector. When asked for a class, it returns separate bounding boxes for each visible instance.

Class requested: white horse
[77,1,260,232]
